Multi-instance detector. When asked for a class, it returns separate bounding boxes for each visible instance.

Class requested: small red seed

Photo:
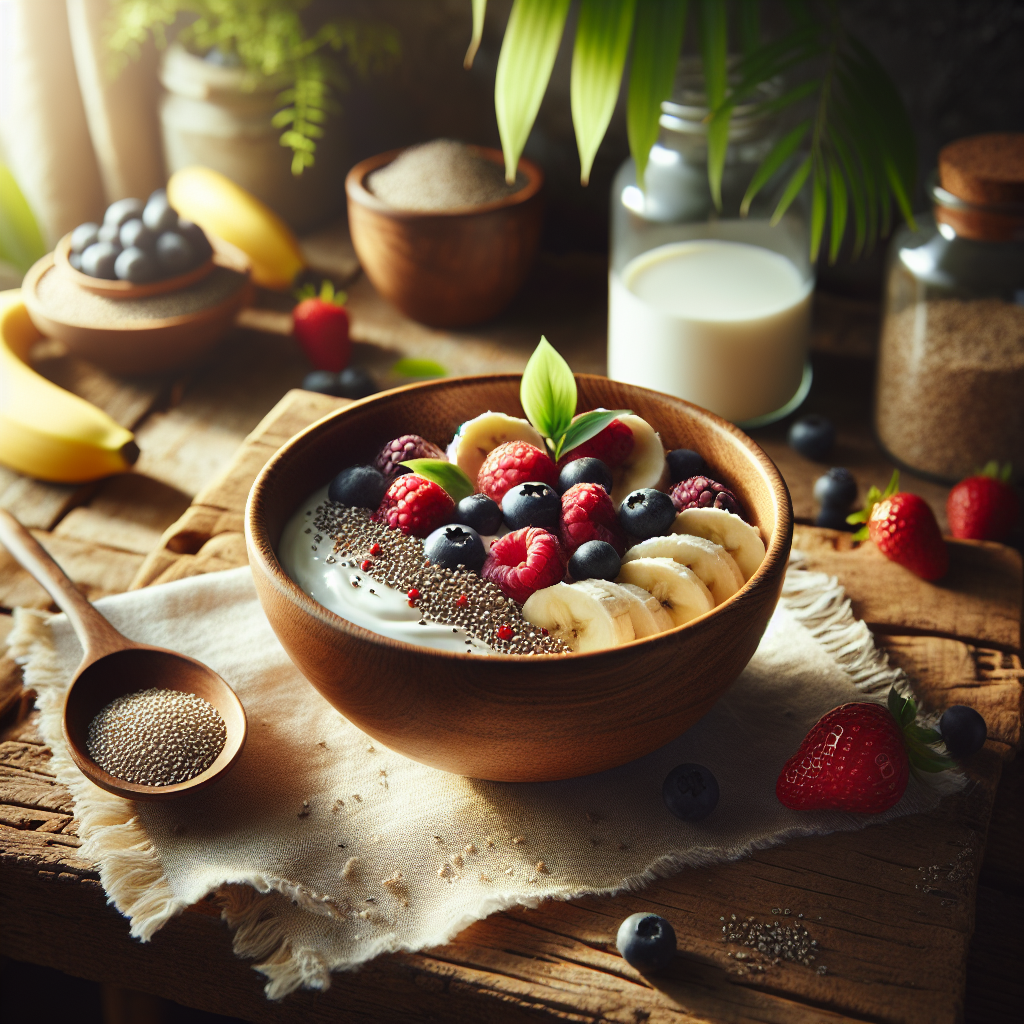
[360,559,372,571]
[369,543,381,556]
[496,623,514,641]
[456,594,468,607]
[407,588,420,602]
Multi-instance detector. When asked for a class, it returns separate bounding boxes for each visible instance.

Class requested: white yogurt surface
[277,485,495,655]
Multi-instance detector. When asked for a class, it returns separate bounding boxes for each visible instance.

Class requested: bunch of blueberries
[69,191,212,284]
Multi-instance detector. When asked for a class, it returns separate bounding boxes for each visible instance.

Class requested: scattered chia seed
[721,911,825,973]
[86,687,226,786]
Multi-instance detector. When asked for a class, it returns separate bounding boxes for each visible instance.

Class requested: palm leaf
[738,0,760,55]
[699,0,729,208]
[494,0,572,184]
[626,0,688,187]
[740,119,810,216]
[809,155,828,261]
[464,0,488,69]
[571,0,638,186]
[827,157,848,263]
[0,163,46,274]
[770,154,811,225]
[827,124,866,255]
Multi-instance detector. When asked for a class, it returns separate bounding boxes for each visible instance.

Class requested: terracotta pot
[246,375,792,782]
[345,147,544,328]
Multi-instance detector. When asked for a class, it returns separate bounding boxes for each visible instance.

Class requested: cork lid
[938,133,1024,205]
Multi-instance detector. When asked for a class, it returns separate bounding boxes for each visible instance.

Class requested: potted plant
[108,0,398,230]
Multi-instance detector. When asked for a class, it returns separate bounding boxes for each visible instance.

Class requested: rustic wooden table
[1,241,1021,1024]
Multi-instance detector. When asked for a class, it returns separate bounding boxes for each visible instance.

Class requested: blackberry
[670,476,744,518]
[375,434,446,479]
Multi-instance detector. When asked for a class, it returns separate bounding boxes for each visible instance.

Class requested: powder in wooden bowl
[86,688,226,786]
[367,140,524,211]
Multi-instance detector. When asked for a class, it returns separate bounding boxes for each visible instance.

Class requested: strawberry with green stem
[947,461,1019,542]
[293,280,350,372]
[846,471,947,581]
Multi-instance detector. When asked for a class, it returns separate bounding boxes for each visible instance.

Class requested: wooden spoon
[0,509,246,800]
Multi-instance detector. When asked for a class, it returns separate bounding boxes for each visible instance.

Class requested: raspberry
[558,416,634,469]
[372,474,454,537]
[482,527,567,604]
[375,434,446,479]
[476,441,557,507]
[559,483,627,556]
[670,476,744,518]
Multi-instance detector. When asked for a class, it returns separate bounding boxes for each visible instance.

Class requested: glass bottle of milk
[609,59,813,426]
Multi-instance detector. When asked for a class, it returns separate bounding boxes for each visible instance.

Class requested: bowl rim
[246,374,793,665]
[345,144,544,220]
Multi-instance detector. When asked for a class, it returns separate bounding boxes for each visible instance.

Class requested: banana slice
[616,558,713,628]
[623,534,744,605]
[448,412,546,486]
[672,507,766,581]
[612,414,669,506]
[586,579,673,638]
[522,581,635,653]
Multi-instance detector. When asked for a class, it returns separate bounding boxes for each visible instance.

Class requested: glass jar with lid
[874,133,1024,483]
[608,59,813,426]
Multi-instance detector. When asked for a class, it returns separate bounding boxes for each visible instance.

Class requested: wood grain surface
[1,245,1022,1023]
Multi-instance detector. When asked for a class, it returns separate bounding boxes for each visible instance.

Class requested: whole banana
[167,166,305,291]
[0,290,138,482]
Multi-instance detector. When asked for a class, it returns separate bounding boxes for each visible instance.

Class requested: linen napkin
[8,559,961,998]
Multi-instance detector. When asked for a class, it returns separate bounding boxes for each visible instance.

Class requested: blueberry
[97,222,122,246]
[176,218,213,261]
[103,197,145,229]
[662,763,719,821]
[79,242,120,279]
[939,705,987,758]
[424,524,486,572]
[70,222,99,254]
[615,913,676,973]
[619,488,676,539]
[142,190,179,234]
[815,505,854,531]
[557,457,612,495]
[568,540,620,582]
[454,493,503,535]
[155,232,195,275]
[788,415,836,461]
[119,218,155,252]
[327,465,387,509]
[667,448,707,484]
[503,481,561,531]
[114,246,157,283]
[813,468,857,510]
[336,366,379,400]
[68,252,83,271]
[302,370,344,396]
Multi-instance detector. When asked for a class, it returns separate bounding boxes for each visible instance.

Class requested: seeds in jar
[87,688,226,786]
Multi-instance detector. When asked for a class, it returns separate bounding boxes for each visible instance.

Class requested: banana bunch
[167,166,305,291]
[524,508,766,653]
[0,290,138,482]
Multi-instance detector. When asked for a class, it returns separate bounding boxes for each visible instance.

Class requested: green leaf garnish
[392,357,448,379]
[887,686,916,727]
[294,280,347,305]
[885,687,957,774]
[847,470,899,541]
[978,460,1013,483]
[520,336,576,443]
[555,408,631,461]
[399,459,473,503]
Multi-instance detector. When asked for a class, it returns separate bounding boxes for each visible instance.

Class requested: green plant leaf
[626,0,687,188]
[887,686,916,727]
[555,408,632,461]
[571,0,637,186]
[738,0,760,55]
[464,0,488,68]
[827,158,848,264]
[520,336,576,442]
[770,154,811,225]
[494,0,572,184]
[906,743,957,773]
[699,0,728,209]
[400,459,474,503]
[740,119,810,216]
[905,723,943,745]
[0,163,46,274]
[392,357,447,379]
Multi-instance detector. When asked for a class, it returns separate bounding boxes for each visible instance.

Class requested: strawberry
[947,462,1019,542]
[477,441,558,507]
[293,281,350,372]
[372,474,454,537]
[557,416,634,469]
[847,471,947,581]
[559,482,627,556]
[777,688,955,813]
[482,527,567,603]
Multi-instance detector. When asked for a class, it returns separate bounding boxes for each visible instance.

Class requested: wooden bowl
[22,239,253,376]
[246,376,792,782]
[62,647,247,802]
[345,146,543,328]
[53,233,215,299]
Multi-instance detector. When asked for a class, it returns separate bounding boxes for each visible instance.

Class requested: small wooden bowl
[54,233,215,299]
[62,647,247,802]
[246,375,793,782]
[345,146,544,328]
[22,238,253,376]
